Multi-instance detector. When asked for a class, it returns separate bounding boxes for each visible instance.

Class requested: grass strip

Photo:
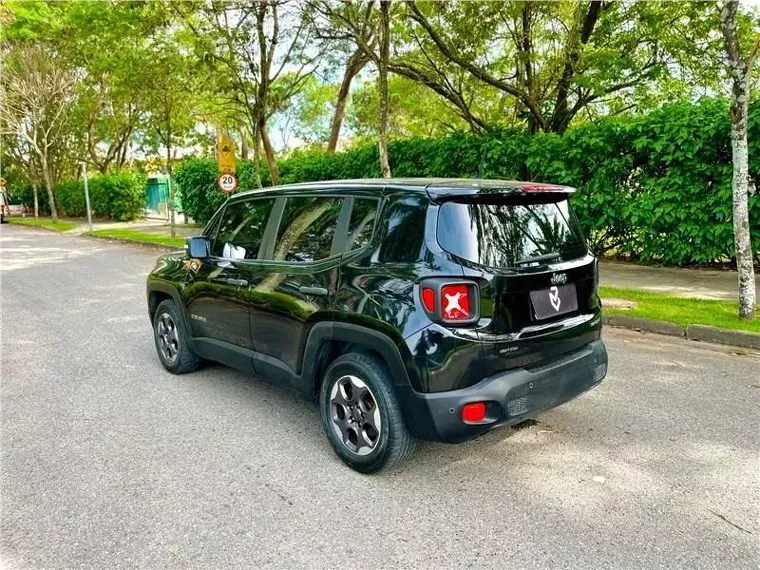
[600,285,759,333]
[7,217,78,232]
[86,228,185,249]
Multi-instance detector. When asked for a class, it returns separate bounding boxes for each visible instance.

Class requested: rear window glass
[437,199,587,268]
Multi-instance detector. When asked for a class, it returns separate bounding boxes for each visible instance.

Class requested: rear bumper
[403,340,607,442]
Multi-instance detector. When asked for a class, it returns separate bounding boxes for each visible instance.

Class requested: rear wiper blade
[514,252,561,266]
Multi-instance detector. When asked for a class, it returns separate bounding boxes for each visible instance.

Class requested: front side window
[212,198,275,259]
[271,196,343,263]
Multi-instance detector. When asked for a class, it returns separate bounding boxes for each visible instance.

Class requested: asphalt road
[1,225,758,570]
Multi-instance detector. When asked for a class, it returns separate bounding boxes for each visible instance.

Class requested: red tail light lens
[462,402,487,423]
[440,284,471,321]
[421,287,435,312]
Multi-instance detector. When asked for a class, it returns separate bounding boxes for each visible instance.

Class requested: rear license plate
[530,284,578,320]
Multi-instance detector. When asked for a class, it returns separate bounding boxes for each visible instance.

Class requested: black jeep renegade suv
[147,178,607,473]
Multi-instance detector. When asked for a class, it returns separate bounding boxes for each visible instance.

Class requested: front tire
[320,352,415,473]
[152,299,200,374]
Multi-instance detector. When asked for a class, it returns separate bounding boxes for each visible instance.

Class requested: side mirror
[186,236,210,259]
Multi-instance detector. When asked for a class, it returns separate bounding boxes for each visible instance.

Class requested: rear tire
[320,352,415,473]
[152,299,200,374]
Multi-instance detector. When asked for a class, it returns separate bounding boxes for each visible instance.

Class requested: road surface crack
[709,509,753,534]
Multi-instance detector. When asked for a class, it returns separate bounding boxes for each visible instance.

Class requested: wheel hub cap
[156,313,179,364]
[330,375,381,456]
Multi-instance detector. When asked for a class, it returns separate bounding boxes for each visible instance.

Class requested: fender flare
[301,321,417,394]
[147,281,196,350]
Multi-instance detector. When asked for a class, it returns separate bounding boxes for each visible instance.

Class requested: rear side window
[378,197,427,262]
[437,199,587,268]
[272,196,342,263]
[346,198,379,251]
[213,198,275,259]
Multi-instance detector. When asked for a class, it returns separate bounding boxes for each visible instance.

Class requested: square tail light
[419,279,480,325]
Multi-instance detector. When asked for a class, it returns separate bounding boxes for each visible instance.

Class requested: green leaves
[175,97,759,266]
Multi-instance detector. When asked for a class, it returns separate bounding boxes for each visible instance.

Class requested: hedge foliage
[54,172,146,221]
[9,184,52,216]
[179,98,755,266]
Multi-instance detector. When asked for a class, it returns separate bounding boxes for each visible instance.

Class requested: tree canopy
[1,0,758,195]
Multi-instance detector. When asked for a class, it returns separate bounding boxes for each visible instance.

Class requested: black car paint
[147,179,606,442]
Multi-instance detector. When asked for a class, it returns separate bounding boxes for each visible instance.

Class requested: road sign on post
[217,130,236,175]
[217,173,239,194]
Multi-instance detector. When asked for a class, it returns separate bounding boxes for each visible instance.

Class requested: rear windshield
[437,199,587,268]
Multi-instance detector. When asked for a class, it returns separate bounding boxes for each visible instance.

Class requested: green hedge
[175,98,759,266]
[54,172,146,221]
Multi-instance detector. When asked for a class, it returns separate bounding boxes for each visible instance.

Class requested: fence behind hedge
[175,98,759,266]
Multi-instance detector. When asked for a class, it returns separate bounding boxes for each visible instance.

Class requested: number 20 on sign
[217,173,239,194]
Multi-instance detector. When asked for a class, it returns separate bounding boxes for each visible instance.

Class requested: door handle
[299,286,329,296]
[225,278,249,287]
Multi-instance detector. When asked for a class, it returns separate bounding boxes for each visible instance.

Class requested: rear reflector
[462,402,487,423]
[421,287,435,312]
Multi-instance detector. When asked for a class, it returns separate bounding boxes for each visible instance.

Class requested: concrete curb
[604,315,760,350]
[686,324,760,350]
[603,315,685,337]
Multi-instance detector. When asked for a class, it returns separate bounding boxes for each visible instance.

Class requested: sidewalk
[600,260,756,301]
[65,218,200,238]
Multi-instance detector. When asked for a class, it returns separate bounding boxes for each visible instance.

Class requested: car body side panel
[182,259,255,349]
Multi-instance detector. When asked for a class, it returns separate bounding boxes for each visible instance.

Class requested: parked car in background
[146,179,608,473]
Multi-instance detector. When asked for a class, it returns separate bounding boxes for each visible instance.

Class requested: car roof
[231,178,575,202]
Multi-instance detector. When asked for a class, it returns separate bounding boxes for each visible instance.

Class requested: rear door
[248,194,346,376]
[435,192,600,374]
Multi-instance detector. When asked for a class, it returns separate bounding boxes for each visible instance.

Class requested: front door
[184,197,276,350]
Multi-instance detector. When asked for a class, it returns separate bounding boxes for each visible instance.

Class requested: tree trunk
[728,109,756,318]
[377,0,392,178]
[32,183,39,219]
[239,125,249,160]
[250,122,263,189]
[258,118,280,186]
[328,50,368,153]
[41,158,58,222]
[721,0,757,319]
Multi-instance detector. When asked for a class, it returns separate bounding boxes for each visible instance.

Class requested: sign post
[81,162,93,232]
[216,130,238,195]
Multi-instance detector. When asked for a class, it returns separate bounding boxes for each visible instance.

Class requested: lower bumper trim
[406,340,608,442]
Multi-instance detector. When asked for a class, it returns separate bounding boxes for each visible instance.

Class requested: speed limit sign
[217,173,239,194]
